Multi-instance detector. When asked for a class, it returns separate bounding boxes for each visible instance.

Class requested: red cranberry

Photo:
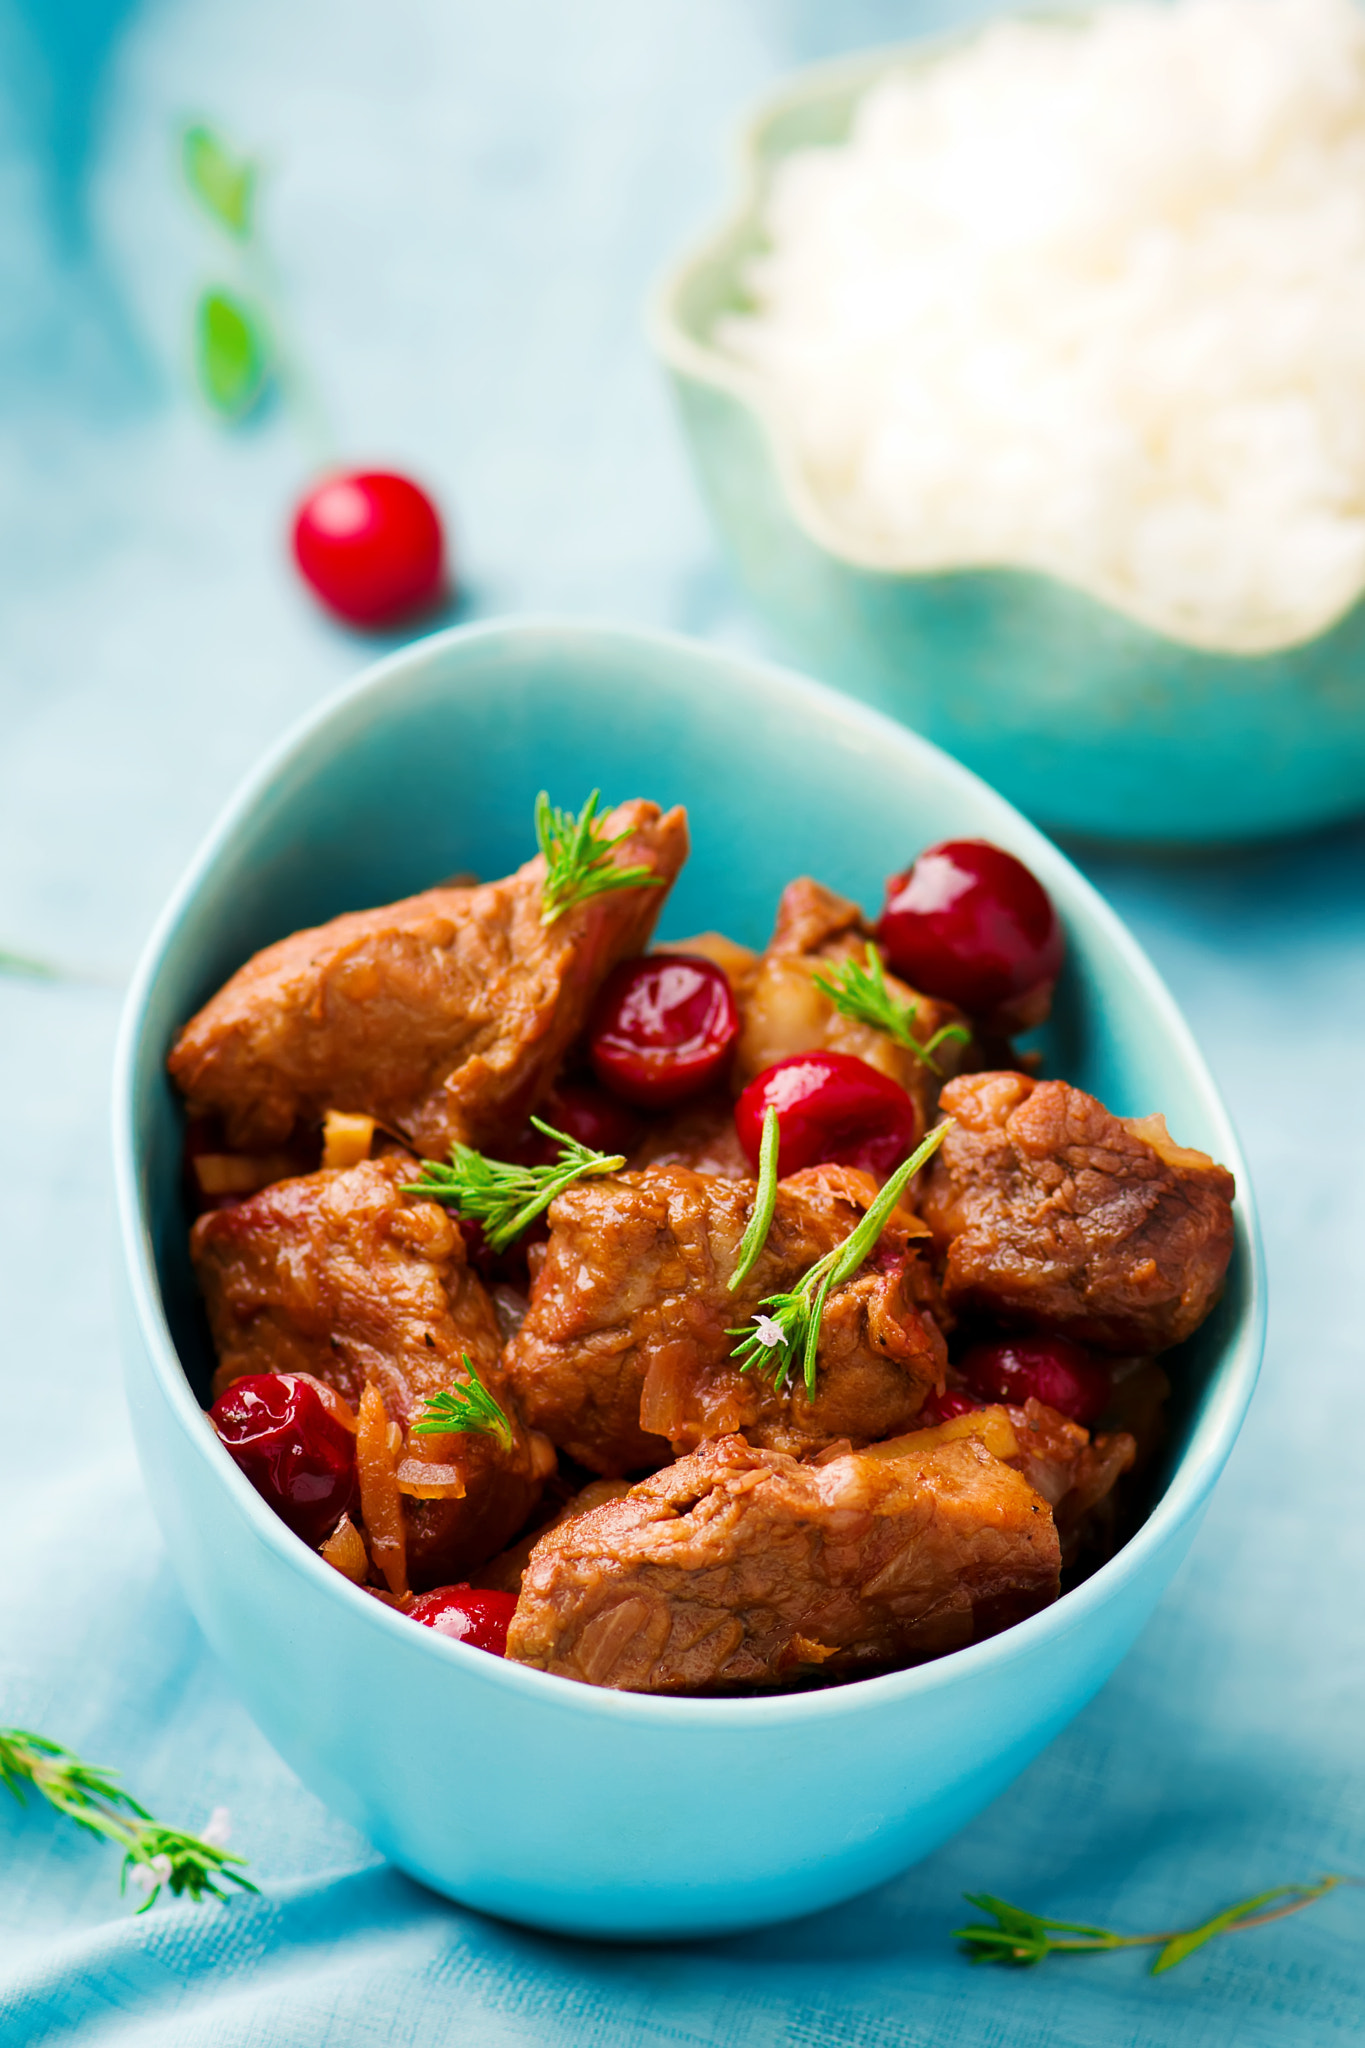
[457,1213,544,1289]
[291,471,446,628]
[210,1373,358,1546]
[917,1388,982,1426]
[876,839,1064,1020]
[959,1336,1111,1426]
[735,1050,919,1180]
[409,1584,517,1655]
[525,1078,644,1162]
[589,955,739,1109]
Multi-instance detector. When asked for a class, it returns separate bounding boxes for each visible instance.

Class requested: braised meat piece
[475,1478,634,1596]
[734,879,972,1145]
[507,1429,1060,1692]
[627,1090,749,1180]
[191,1155,553,1588]
[505,1163,947,1475]
[997,1397,1136,1568]
[168,799,689,1155]
[921,1073,1236,1352]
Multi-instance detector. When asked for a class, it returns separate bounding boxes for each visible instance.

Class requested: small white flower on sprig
[200,1807,233,1849]
[0,1728,256,1914]
[127,1853,174,1896]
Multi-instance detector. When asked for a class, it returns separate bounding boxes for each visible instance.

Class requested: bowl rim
[645,15,1365,660]
[112,613,1266,1730]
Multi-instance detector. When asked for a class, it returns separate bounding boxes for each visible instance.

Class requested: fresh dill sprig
[812,943,971,1075]
[536,790,664,927]
[728,1106,780,1294]
[403,1117,625,1252]
[954,1875,1358,1974]
[728,1118,953,1399]
[413,1355,514,1453]
[0,1728,256,1913]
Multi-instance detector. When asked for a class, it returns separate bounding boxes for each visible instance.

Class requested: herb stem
[404,1118,626,1252]
[728,1106,779,1293]
[536,791,664,926]
[1,1728,256,1912]
[813,943,970,1074]
[954,1875,1359,1974]
[728,1117,952,1397]
[413,1356,514,1453]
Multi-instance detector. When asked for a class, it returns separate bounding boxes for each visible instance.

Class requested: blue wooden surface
[0,1,1361,2040]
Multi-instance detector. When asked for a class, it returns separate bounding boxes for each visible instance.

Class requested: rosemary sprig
[728,1106,780,1294]
[812,943,970,1075]
[728,1118,952,1398]
[0,1727,256,1913]
[955,1875,1358,1973]
[403,1118,625,1252]
[413,1355,514,1453]
[536,790,664,926]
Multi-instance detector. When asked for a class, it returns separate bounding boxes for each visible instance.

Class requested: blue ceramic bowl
[648,36,1365,846]
[113,619,1263,1939]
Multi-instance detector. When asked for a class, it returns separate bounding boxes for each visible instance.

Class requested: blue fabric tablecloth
[2,1,1362,2040]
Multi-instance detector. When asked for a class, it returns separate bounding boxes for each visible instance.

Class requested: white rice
[718,0,1365,648]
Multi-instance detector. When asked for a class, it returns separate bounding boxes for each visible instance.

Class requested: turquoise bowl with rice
[648,32,1365,846]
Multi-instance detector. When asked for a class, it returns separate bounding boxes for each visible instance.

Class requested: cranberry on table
[735,1050,918,1180]
[291,470,446,628]
[959,1336,1112,1426]
[589,954,739,1109]
[209,1373,358,1546]
[876,839,1064,1021]
[409,1584,518,1655]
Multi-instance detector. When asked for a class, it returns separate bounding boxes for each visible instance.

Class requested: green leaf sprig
[728,1105,780,1294]
[0,1728,256,1913]
[536,791,664,927]
[404,1117,626,1253]
[728,1118,952,1399]
[195,287,268,420]
[813,943,970,1075]
[183,125,255,237]
[413,1355,514,1454]
[955,1875,1358,1974]
[180,123,331,456]
[0,947,63,982]
[181,126,273,419]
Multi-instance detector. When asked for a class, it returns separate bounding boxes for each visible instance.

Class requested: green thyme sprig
[728,1118,952,1399]
[812,943,970,1075]
[413,1355,514,1453]
[404,1118,625,1252]
[955,1876,1358,1973]
[0,1728,256,1913]
[728,1106,780,1294]
[536,791,664,926]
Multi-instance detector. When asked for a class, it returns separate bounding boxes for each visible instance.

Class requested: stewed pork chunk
[505,1163,947,1475]
[921,1073,1236,1352]
[627,1090,750,1180]
[999,1398,1136,1566]
[192,1154,553,1588]
[506,1426,1060,1691]
[732,878,973,1141]
[169,799,688,1155]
